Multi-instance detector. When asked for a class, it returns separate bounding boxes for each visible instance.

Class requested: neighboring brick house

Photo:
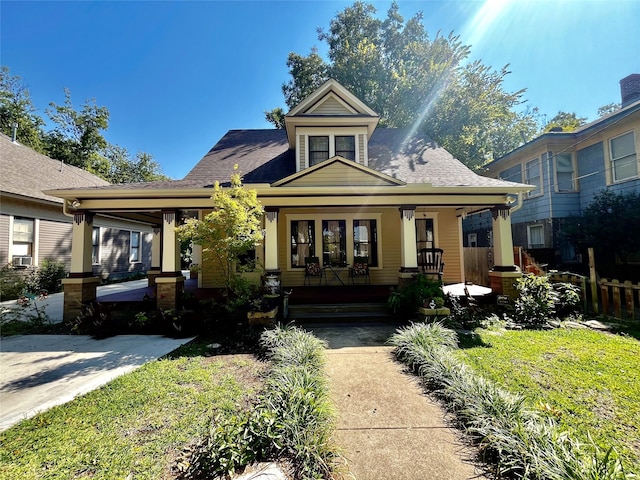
[464,74,640,270]
[0,133,152,282]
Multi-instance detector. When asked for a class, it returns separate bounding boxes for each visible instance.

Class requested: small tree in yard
[176,167,264,297]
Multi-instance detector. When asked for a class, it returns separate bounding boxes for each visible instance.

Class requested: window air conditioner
[12,256,33,267]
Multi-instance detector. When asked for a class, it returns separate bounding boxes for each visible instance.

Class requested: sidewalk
[0,273,187,324]
[307,323,483,480]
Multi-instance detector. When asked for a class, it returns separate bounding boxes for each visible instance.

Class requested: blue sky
[2,0,639,179]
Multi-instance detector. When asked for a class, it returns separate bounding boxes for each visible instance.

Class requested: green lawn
[0,339,265,480]
[456,327,640,474]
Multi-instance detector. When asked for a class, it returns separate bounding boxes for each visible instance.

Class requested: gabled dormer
[284,79,380,172]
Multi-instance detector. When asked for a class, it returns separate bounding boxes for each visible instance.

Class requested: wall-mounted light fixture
[505,195,517,205]
[71,199,82,208]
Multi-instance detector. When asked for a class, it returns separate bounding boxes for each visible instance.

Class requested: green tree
[565,189,640,265]
[597,103,621,117]
[43,88,110,170]
[176,167,264,293]
[266,1,538,170]
[101,144,169,183]
[0,66,45,150]
[543,111,587,133]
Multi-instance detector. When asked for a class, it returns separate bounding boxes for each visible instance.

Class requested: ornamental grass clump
[389,322,631,479]
[185,325,338,480]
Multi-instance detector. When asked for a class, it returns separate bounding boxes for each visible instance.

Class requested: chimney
[620,74,640,107]
[11,123,17,142]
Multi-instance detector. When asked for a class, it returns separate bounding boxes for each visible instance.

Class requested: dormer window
[308,135,356,166]
[336,136,355,160]
[309,136,330,166]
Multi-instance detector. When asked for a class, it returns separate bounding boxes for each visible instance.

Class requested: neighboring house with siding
[0,133,152,282]
[47,79,531,321]
[464,74,640,270]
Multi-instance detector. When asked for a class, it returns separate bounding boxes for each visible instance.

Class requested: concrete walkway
[307,323,483,480]
[0,272,189,324]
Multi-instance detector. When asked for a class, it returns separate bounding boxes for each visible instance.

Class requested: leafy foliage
[543,111,587,132]
[266,1,541,170]
[513,274,581,327]
[564,189,640,265]
[387,273,444,316]
[0,66,169,183]
[0,66,45,150]
[176,167,264,294]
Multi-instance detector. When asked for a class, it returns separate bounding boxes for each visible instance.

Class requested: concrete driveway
[0,334,193,432]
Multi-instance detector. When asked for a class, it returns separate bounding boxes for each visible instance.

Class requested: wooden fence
[465,246,639,320]
[463,247,493,286]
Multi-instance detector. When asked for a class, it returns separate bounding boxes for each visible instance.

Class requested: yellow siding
[309,96,352,115]
[298,135,305,171]
[199,206,464,288]
[435,209,464,284]
[284,162,391,187]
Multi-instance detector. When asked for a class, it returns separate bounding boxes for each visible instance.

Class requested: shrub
[0,264,27,300]
[27,260,67,294]
[513,274,556,327]
[387,274,443,316]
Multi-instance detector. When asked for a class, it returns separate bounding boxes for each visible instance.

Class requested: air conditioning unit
[12,256,32,267]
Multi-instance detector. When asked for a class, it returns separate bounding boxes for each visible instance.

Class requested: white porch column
[399,206,419,278]
[62,212,99,322]
[489,206,521,297]
[147,226,162,287]
[156,210,185,310]
[264,208,279,272]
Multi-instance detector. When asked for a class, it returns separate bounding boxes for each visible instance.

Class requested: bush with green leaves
[26,260,67,294]
[0,263,27,300]
[184,325,338,480]
[513,274,582,327]
[387,274,444,316]
[389,322,631,479]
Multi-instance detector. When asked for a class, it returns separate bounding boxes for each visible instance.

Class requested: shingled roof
[182,127,521,188]
[0,133,109,203]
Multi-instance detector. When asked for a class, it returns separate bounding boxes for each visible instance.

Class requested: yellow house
[47,80,530,321]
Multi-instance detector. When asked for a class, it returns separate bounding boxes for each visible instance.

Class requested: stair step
[288,303,386,314]
[286,302,393,322]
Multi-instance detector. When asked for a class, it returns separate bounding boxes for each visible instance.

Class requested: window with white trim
[309,136,329,166]
[130,231,141,263]
[92,227,101,264]
[527,224,545,249]
[353,219,378,266]
[335,136,355,160]
[322,220,346,266]
[467,233,477,247]
[291,220,315,267]
[525,158,542,197]
[610,131,638,182]
[416,218,435,251]
[12,218,34,266]
[555,152,575,191]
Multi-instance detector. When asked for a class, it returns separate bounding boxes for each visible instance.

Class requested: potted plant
[189,264,199,280]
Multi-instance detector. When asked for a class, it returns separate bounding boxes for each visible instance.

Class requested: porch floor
[97,278,393,306]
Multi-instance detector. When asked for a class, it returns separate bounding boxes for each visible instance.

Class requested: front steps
[286,302,394,323]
